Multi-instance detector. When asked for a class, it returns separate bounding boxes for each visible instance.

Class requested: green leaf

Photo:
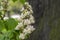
[0,20,5,31]
[5,18,18,30]
[0,34,5,40]
[6,31,14,39]
[12,0,17,2]
[19,0,26,4]
[0,12,2,17]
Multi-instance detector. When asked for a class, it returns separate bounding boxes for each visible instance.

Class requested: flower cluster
[15,2,35,40]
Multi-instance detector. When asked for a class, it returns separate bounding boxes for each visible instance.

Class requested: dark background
[26,0,60,40]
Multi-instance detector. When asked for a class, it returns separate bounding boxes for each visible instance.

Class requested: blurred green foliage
[0,18,19,40]
[4,18,18,30]
[12,0,26,4]
[0,0,26,40]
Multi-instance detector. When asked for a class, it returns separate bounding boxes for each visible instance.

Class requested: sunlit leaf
[4,18,18,30]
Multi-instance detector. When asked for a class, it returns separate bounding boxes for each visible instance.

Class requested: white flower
[23,25,35,34]
[25,2,32,10]
[25,2,29,5]
[20,7,24,11]
[23,29,29,34]
[15,22,23,30]
[11,14,20,21]
[24,19,31,25]
[21,10,30,18]
[3,17,9,20]
[28,5,32,9]
[30,9,33,13]
[19,33,26,39]
[26,25,35,32]
[24,11,30,16]
[20,13,25,18]
[15,26,20,30]
[14,2,35,40]
[19,17,23,22]
[23,28,31,34]
[29,15,35,23]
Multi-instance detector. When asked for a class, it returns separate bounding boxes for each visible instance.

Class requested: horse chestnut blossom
[24,19,31,25]
[15,22,24,30]
[26,25,35,32]
[23,25,35,34]
[20,7,24,12]
[19,25,35,39]
[15,2,35,40]
[19,33,26,39]
[29,15,35,23]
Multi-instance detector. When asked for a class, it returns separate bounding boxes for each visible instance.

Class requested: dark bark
[27,0,60,40]
[26,0,50,40]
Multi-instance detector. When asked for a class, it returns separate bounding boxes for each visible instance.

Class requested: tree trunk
[27,0,60,40]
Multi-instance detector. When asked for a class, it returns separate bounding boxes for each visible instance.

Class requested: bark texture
[27,0,60,40]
